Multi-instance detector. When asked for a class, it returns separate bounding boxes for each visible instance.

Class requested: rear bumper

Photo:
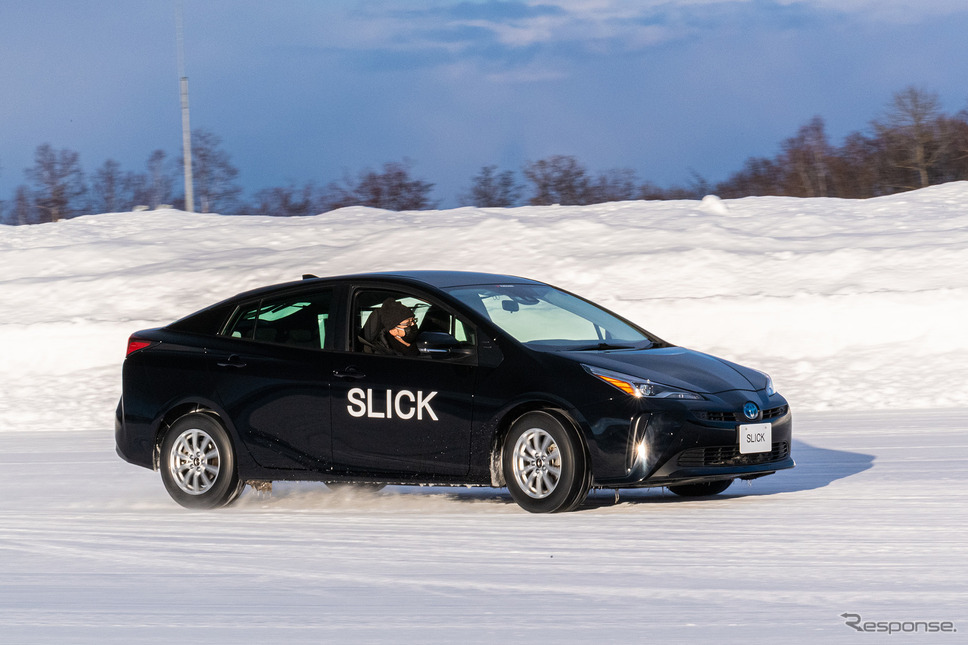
[114,398,154,470]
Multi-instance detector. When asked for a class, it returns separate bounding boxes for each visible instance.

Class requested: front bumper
[589,395,795,487]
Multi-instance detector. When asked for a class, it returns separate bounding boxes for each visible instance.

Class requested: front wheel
[502,411,589,513]
[160,413,243,509]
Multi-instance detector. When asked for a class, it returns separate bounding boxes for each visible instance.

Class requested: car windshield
[443,283,659,350]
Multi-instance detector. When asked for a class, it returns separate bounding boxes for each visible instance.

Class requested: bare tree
[187,129,242,213]
[933,112,968,183]
[123,171,150,209]
[874,86,946,190]
[358,161,434,210]
[13,185,34,225]
[523,155,591,205]
[637,180,668,200]
[780,116,834,197]
[829,132,883,198]
[322,160,435,211]
[319,172,357,212]
[460,165,523,207]
[146,150,175,208]
[91,159,124,213]
[25,144,87,222]
[715,156,783,198]
[251,183,321,217]
[713,88,968,199]
[589,168,638,203]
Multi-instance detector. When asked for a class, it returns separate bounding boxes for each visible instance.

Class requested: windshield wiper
[572,343,637,351]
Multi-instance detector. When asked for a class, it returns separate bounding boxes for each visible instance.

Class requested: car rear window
[222,289,335,350]
[166,303,236,335]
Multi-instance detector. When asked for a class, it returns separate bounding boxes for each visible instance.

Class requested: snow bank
[1,182,966,431]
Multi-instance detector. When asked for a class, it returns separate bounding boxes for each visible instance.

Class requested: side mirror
[416,332,473,358]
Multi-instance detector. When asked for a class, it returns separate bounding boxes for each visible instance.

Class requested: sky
[3,0,968,209]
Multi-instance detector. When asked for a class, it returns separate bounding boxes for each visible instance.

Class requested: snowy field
[1,184,966,642]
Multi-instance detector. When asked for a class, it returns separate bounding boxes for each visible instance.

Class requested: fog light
[635,441,648,462]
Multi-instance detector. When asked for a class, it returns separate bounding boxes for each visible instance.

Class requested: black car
[116,271,793,513]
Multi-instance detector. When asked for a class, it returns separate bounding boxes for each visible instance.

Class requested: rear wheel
[668,479,733,497]
[160,413,243,509]
[502,411,589,513]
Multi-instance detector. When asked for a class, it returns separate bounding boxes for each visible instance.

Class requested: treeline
[2,86,967,224]
[1,131,243,224]
[717,87,968,199]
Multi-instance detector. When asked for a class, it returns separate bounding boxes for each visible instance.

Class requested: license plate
[738,423,772,454]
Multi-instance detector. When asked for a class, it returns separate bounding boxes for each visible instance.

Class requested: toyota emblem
[743,402,760,420]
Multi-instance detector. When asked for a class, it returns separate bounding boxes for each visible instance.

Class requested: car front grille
[762,405,789,420]
[694,404,789,423]
[677,441,790,468]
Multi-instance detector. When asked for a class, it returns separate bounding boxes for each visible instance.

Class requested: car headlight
[752,369,776,396]
[582,364,704,400]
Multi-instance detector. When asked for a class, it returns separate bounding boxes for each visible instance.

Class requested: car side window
[353,289,476,356]
[223,289,335,350]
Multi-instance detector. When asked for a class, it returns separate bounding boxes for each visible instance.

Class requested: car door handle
[333,367,366,380]
[217,355,247,368]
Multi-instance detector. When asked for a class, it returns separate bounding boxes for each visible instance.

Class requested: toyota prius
[116,271,794,513]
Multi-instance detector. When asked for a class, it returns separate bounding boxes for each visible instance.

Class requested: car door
[209,287,337,470]
[330,286,477,477]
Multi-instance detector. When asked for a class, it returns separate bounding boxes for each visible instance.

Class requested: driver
[365,298,419,356]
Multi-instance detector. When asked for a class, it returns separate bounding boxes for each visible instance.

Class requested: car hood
[559,346,766,394]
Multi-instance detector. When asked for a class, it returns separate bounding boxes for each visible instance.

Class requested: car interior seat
[419,305,451,335]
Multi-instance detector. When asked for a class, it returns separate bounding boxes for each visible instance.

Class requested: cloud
[167,0,968,98]
[304,1,693,79]
[310,0,968,77]
[782,0,968,22]
[375,1,688,53]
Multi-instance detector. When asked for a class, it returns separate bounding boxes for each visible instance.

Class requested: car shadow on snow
[380,438,874,511]
[579,438,875,510]
[398,438,873,510]
[233,439,874,511]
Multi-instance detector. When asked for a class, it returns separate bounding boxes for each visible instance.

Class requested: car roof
[228,270,543,302]
[362,270,543,289]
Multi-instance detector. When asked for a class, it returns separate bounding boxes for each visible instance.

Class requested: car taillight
[126,337,154,356]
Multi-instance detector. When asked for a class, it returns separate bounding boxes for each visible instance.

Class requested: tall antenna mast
[176,0,194,212]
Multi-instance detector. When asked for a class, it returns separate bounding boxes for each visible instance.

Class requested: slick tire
[502,410,590,513]
[160,413,244,510]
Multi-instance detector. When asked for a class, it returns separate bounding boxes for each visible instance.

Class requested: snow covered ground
[1,184,966,642]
